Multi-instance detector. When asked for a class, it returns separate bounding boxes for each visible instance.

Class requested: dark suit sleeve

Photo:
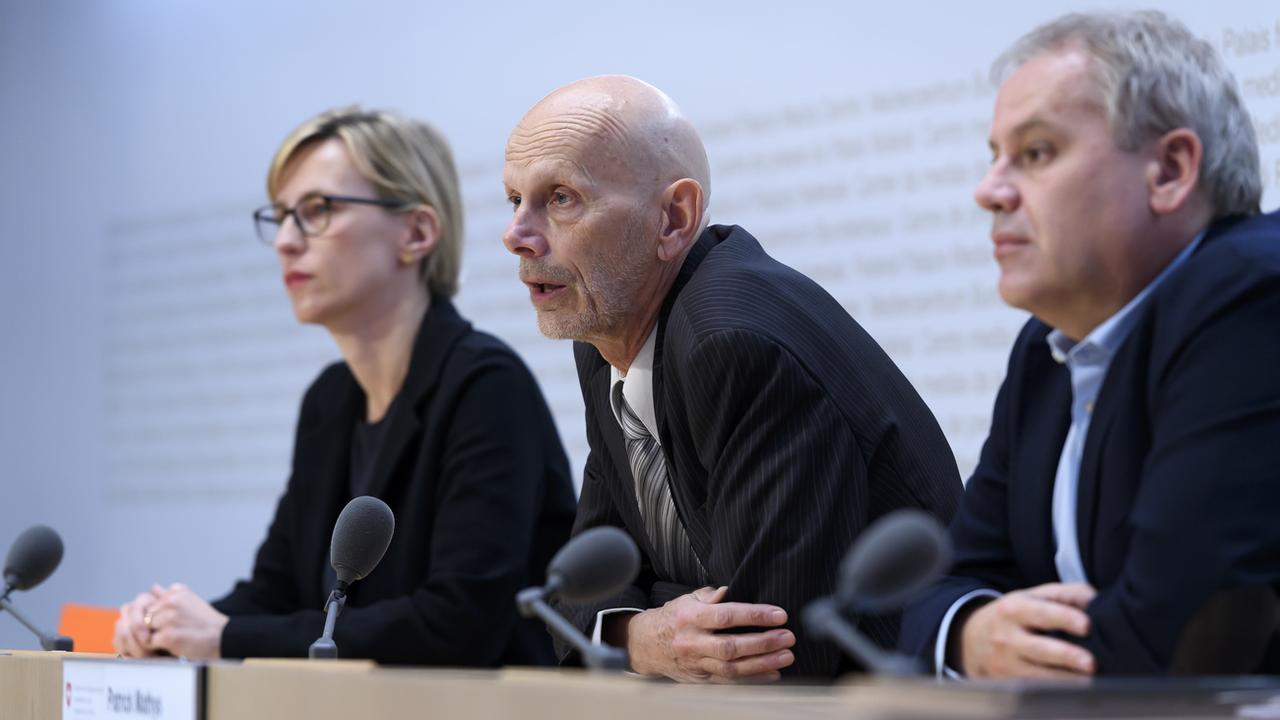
[219,354,558,665]
[679,328,880,677]
[898,370,1022,667]
[1079,284,1280,673]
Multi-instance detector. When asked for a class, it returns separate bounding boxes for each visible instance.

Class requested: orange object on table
[58,603,119,654]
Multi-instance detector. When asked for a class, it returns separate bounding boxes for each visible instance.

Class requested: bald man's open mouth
[523,278,568,305]
[520,258,576,307]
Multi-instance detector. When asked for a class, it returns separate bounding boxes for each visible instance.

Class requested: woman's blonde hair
[267,107,465,297]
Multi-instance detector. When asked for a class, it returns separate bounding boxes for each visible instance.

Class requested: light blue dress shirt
[935,231,1204,677]
[1045,232,1202,582]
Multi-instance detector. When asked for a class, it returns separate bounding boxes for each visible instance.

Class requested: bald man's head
[507,75,710,210]
[502,76,712,358]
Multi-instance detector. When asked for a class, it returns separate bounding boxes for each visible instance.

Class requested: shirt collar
[609,324,661,443]
[1048,229,1205,365]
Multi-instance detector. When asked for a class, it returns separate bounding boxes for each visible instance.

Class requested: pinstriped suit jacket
[562,225,963,677]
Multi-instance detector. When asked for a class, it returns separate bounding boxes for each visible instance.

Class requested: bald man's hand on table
[612,586,796,683]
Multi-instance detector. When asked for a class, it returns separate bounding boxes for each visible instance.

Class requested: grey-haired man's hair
[994,10,1261,218]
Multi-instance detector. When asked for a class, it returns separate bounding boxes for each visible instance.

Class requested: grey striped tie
[612,381,708,586]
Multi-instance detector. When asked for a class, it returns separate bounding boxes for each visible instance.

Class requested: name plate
[63,657,203,720]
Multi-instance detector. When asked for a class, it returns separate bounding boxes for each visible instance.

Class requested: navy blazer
[561,225,963,677]
[213,297,577,665]
[900,210,1280,674]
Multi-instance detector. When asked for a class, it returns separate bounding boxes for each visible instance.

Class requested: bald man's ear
[656,179,704,262]
[1147,128,1203,216]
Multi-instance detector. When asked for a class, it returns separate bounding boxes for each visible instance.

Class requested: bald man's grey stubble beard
[528,216,652,343]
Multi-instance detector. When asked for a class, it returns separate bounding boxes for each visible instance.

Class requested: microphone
[803,510,951,675]
[838,509,951,614]
[309,496,395,660]
[1,525,74,651]
[516,526,640,671]
[4,525,64,591]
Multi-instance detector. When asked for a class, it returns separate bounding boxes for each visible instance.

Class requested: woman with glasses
[112,107,577,665]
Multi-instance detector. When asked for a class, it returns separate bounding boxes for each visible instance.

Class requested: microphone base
[308,588,347,660]
[43,635,74,652]
[516,586,628,672]
[0,595,73,652]
[308,638,338,660]
[802,597,919,676]
[591,644,629,671]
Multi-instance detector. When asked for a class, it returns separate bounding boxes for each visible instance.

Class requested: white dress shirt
[592,324,661,644]
[609,325,662,444]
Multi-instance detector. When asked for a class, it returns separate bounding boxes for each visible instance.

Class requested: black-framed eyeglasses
[253,192,406,245]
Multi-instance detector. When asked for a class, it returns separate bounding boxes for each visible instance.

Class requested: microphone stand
[308,583,347,660]
[803,597,917,676]
[0,585,74,651]
[516,586,628,671]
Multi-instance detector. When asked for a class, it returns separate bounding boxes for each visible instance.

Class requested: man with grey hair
[503,76,963,681]
[901,10,1280,677]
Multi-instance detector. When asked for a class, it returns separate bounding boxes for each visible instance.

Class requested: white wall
[1,0,1277,651]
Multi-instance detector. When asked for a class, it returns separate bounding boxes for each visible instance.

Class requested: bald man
[503,76,962,681]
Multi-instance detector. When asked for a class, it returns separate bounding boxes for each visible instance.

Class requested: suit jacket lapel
[1076,322,1149,583]
[651,227,721,564]
[1013,331,1073,584]
[652,226,717,450]
[364,296,469,500]
[1076,407,1113,585]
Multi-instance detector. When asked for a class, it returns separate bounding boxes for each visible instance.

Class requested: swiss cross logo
[65,681,72,707]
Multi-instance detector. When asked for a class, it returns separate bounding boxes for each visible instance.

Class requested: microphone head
[838,510,951,614]
[3,525,64,592]
[547,526,640,603]
[330,496,395,586]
